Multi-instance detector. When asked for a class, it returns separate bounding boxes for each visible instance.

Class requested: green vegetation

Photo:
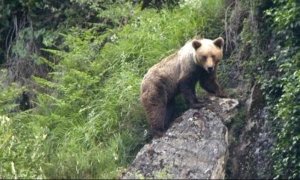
[226,0,300,178]
[1,0,299,179]
[0,0,224,178]
[263,0,300,178]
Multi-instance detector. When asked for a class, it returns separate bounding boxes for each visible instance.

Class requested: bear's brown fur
[141,37,227,137]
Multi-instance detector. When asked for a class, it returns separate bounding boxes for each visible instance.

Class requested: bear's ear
[192,40,201,50]
[213,37,224,49]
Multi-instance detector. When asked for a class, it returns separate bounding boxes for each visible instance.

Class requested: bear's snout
[207,67,214,73]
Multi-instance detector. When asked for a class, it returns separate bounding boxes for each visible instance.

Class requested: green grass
[0,0,224,178]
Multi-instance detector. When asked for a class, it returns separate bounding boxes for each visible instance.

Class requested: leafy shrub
[0,0,224,178]
[273,54,300,179]
[265,0,300,46]
[262,1,300,178]
[261,48,300,179]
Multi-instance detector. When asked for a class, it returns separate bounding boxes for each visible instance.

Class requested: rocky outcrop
[122,97,239,179]
[227,83,275,179]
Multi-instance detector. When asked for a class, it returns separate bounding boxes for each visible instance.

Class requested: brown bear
[141,37,227,137]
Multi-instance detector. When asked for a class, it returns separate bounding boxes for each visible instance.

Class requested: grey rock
[122,97,239,179]
[227,83,275,179]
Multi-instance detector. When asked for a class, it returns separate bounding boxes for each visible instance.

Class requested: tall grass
[0,0,224,178]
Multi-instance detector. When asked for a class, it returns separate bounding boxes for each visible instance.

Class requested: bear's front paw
[216,92,228,98]
[190,103,204,109]
[151,129,165,138]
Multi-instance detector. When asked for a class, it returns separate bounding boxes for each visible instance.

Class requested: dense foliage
[231,0,300,178]
[263,0,300,178]
[0,0,224,178]
[1,0,299,179]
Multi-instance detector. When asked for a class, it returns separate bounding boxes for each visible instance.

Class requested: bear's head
[192,37,224,73]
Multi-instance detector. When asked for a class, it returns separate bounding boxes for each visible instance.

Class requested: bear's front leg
[179,79,203,109]
[200,76,228,98]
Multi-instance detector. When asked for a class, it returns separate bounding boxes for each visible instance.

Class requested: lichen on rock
[122,97,239,179]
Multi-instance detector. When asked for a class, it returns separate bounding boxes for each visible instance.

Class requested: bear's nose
[207,67,214,73]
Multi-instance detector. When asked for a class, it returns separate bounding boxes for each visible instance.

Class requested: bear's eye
[212,55,216,59]
[202,56,207,61]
